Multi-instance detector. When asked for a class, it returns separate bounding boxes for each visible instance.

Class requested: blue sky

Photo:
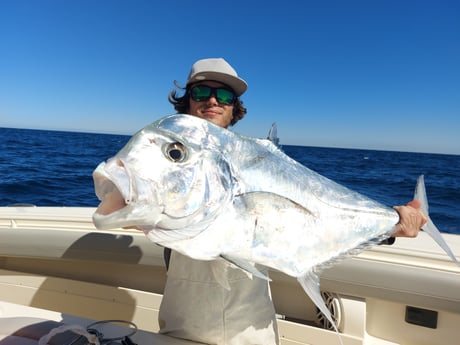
[1,0,459,154]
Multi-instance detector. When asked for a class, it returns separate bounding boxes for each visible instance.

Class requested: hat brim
[187,71,247,96]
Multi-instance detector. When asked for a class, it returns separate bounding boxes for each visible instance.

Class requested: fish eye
[164,142,187,163]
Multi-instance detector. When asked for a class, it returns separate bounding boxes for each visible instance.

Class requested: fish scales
[92,114,458,342]
[143,115,399,266]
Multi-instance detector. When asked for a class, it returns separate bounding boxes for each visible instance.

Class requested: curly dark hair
[168,82,247,126]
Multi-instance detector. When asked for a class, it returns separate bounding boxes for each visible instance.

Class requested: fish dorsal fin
[298,270,343,345]
[415,175,459,265]
[266,122,280,147]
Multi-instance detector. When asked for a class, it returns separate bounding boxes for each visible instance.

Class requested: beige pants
[158,251,279,345]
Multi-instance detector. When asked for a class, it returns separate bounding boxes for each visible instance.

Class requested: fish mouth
[92,160,165,231]
[95,184,127,216]
[93,161,128,215]
[92,161,133,229]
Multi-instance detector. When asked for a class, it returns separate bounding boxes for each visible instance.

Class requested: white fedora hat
[186,58,247,96]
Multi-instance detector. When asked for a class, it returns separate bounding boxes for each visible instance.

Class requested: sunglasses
[190,85,236,105]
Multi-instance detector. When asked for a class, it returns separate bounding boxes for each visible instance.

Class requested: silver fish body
[92,114,458,336]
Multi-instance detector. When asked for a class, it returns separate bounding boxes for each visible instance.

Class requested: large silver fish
[92,114,458,336]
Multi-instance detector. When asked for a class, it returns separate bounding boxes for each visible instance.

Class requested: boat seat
[0,317,79,345]
[0,302,208,345]
[0,316,210,344]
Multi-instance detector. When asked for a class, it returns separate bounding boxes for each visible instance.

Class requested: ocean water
[1,127,459,234]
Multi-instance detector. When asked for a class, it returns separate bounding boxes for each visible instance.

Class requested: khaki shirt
[158,251,279,345]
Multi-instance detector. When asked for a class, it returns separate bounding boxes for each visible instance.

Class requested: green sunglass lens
[216,89,235,105]
[191,86,212,101]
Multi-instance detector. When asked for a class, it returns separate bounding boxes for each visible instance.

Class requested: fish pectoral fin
[415,175,459,265]
[221,255,271,281]
[298,270,342,344]
[235,192,313,217]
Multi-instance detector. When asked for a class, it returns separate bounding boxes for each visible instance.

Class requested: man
[158,58,427,345]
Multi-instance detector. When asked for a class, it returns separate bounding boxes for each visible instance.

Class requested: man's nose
[206,93,218,105]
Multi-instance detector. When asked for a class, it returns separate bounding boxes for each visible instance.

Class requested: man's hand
[393,200,428,237]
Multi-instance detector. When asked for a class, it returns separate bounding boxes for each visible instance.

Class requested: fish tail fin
[415,175,459,265]
[298,270,344,345]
